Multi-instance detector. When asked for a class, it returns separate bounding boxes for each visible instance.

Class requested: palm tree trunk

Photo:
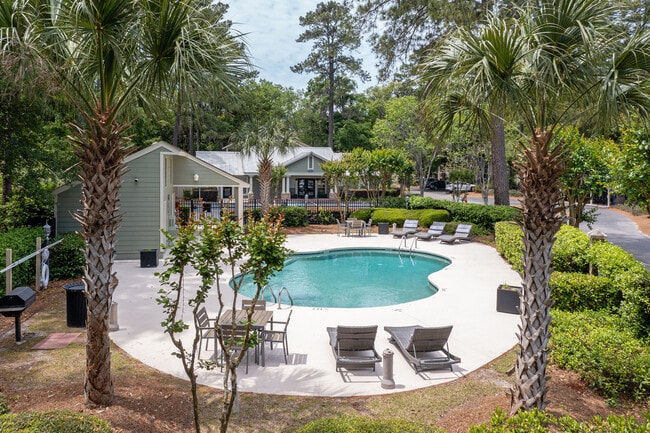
[490,110,510,206]
[259,158,273,214]
[69,108,129,406]
[511,129,566,413]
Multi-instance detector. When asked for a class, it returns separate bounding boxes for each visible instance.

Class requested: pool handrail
[278,286,294,309]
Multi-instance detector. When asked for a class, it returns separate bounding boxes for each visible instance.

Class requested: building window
[307,155,314,171]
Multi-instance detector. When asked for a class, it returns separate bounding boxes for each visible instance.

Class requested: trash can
[63,282,87,328]
[140,249,159,268]
[378,222,389,235]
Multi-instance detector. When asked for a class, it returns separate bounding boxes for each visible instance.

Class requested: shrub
[49,233,85,281]
[349,208,373,221]
[369,209,450,228]
[0,410,113,432]
[269,206,308,227]
[469,407,650,433]
[553,225,591,273]
[408,197,520,231]
[295,415,442,433]
[0,227,42,295]
[377,196,406,209]
[494,222,524,274]
[587,242,650,338]
[550,310,650,402]
[0,395,9,415]
[317,210,335,224]
[550,271,620,312]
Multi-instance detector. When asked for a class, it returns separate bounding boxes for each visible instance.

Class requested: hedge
[408,196,520,230]
[469,407,650,433]
[268,206,309,227]
[0,410,113,433]
[550,271,620,312]
[295,415,443,433]
[369,208,451,228]
[48,233,85,281]
[550,310,650,402]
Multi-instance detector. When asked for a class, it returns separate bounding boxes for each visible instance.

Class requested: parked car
[425,179,446,190]
[445,182,474,193]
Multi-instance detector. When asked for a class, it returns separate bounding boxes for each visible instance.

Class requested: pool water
[236,248,450,308]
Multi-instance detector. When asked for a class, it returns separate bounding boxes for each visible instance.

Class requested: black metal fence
[176,198,375,221]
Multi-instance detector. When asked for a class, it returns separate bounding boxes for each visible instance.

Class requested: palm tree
[423,0,650,413]
[232,118,297,214]
[0,0,249,406]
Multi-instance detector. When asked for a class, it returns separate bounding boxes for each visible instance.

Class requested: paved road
[418,189,650,270]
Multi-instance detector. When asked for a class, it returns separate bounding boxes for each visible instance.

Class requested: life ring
[40,263,50,289]
[40,248,50,289]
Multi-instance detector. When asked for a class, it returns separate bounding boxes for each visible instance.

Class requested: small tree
[157,214,289,433]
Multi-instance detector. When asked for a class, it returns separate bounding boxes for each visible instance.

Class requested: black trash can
[63,282,87,328]
[378,222,389,235]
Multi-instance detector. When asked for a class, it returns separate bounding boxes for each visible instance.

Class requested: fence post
[35,237,42,291]
[5,248,12,294]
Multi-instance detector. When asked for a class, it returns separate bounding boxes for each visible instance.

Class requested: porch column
[248,176,254,196]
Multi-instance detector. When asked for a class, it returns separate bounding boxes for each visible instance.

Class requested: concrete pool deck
[110,232,521,397]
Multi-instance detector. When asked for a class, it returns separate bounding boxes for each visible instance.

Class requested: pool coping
[110,233,522,397]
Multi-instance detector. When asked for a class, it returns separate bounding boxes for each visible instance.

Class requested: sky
[224,1,378,92]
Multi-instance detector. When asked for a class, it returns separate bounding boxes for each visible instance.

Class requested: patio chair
[391,219,419,238]
[196,306,216,359]
[384,325,461,373]
[438,224,473,244]
[261,310,292,365]
[414,222,447,241]
[349,219,366,236]
[327,325,382,371]
[336,219,348,236]
[219,324,254,374]
[241,299,267,311]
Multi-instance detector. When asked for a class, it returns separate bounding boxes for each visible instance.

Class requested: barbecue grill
[0,286,36,342]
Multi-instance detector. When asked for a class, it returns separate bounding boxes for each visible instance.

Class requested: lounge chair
[384,325,461,373]
[438,224,472,244]
[414,222,447,241]
[327,325,382,371]
[392,219,419,238]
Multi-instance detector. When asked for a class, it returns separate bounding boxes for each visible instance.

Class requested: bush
[408,197,520,231]
[494,222,524,274]
[317,210,335,224]
[369,209,450,228]
[550,310,650,402]
[469,407,650,433]
[587,242,650,338]
[553,225,591,273]
[269,206,308,227]
[295,415,442,433]
[0,227,42,295]
[377,196,407,209]
[349,208,373,222]
[49,233,85,281]
[550,271,620,312]
[0,410,113,432]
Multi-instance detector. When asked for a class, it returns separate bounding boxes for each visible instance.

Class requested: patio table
[216,309,273,366]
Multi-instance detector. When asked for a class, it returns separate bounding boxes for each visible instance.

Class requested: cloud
[225,1,377,91]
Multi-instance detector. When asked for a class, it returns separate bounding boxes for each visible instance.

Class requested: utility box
[140,249,158,268]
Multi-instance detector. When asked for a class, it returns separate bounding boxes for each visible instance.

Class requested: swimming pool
[236,248,450,308]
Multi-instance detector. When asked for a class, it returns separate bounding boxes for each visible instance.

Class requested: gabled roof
[196,146,343,175]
